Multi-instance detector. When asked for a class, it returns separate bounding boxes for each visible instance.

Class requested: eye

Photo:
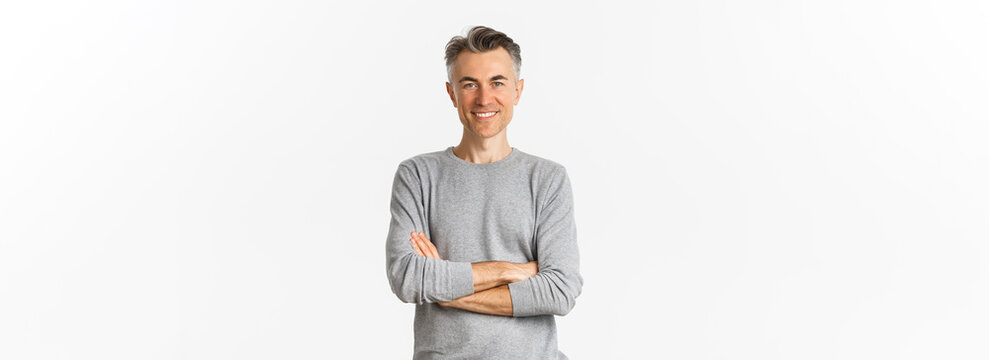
[493,82,504,87]
[464,83,476,89]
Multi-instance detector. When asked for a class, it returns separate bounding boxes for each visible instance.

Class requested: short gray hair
[444,26,522,82]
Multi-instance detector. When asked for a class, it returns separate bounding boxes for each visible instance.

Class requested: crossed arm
[386,163,582,317]
[408,231,537,316]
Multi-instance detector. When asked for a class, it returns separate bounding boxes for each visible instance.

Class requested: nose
[475,86,494,106]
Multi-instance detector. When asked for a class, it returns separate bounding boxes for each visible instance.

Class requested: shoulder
[395,148,449,174]
[516,149,569,179]
[514,150,572,197]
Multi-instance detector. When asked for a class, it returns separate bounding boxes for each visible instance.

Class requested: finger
[421,232,441,259]
[417,232,439,259]
[410,238,425,256]
[417,232,441,259]
[409,231,426,256]
[414,233,435,259]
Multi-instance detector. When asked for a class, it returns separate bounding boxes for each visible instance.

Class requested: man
[385,25,583,359]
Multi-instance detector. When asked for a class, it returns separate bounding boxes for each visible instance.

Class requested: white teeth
[474,112,496,117]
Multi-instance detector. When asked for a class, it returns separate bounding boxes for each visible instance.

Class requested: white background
[2,1,987,359]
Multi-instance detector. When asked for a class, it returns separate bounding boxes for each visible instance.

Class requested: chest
[426,170,537,263]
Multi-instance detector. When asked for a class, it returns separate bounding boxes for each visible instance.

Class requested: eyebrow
[458,75,510,83]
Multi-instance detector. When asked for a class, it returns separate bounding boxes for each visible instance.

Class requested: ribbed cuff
[447,260,476,300]
[508,278,536,317]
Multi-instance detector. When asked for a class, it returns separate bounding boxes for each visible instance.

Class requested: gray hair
[444,26,522,82]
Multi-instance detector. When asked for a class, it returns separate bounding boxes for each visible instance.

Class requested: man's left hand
[409,231,454,306]
[409,231,442,259]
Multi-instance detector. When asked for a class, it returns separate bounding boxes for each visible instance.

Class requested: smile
[473,111,498,119]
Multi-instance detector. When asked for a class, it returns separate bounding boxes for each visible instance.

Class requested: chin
[476,127,505,138]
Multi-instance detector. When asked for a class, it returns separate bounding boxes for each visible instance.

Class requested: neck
[452,129,512,164]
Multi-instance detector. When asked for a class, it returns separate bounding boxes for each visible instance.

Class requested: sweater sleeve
[385,163,475,304]
[508,166,584,316]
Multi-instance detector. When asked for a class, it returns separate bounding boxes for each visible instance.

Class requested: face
[445,47,524,139]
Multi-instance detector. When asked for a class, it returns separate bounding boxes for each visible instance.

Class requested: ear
[446,82,457,107]
[513,78,524,105]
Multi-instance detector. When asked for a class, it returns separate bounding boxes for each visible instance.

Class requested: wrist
[472,262,506,291]
[471,262,516,287]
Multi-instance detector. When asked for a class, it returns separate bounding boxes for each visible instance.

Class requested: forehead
[451,47,515,78]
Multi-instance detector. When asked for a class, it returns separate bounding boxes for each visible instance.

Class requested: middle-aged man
[385,25,583,359]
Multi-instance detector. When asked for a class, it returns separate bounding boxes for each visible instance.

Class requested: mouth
[472,111,498,120]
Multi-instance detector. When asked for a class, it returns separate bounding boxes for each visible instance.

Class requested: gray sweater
[385,146,583,360]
